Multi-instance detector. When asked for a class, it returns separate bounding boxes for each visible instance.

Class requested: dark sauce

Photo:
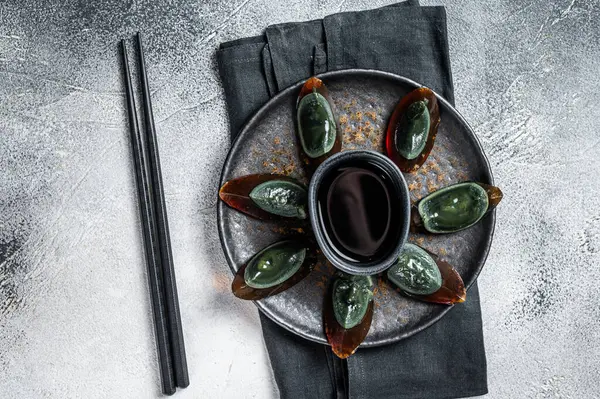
[317,161,402,263]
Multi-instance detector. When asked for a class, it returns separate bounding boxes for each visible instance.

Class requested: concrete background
[1,0,599,397]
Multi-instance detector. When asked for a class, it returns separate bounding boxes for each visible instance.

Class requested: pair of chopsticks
[121,33,189,395]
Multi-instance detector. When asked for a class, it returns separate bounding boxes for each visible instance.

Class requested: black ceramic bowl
[308,150,410,275]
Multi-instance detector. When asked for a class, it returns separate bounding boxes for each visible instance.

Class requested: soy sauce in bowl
[316,161,403,264]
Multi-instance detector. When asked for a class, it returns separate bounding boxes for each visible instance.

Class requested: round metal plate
[217,69,495,347]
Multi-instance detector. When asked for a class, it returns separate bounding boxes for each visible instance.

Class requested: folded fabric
[217,2,488,398]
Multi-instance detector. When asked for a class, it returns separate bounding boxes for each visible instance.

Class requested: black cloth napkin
[217,2,488,398]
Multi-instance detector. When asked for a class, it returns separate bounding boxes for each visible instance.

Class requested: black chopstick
[136,32,189,389]
[121,39,176,396]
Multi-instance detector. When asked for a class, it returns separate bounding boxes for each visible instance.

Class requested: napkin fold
[217,2,488,398]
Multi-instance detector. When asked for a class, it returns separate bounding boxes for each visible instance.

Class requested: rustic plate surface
[217,69,495,347]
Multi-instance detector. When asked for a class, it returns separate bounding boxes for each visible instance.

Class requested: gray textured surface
[0,0,599,398]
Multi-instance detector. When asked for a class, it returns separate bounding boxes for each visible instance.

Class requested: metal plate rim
[217,68,496,347]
